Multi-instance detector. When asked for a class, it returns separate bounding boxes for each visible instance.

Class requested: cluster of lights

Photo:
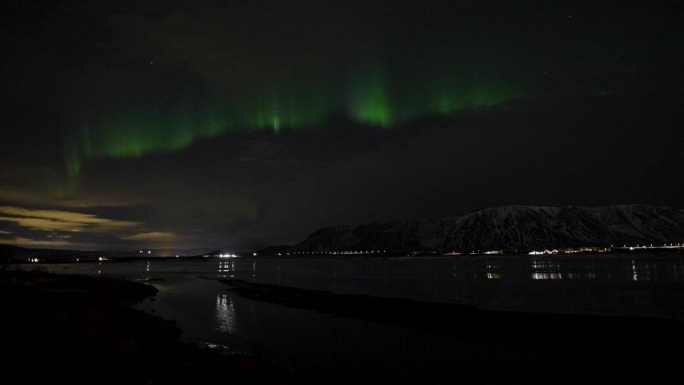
[275,250,387,256]
[529,247,611,255]
[613,243,683,251]
[218,253,239,258]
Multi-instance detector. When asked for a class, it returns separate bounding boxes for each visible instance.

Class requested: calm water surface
[31,253,684,317]
[21,253,684,384]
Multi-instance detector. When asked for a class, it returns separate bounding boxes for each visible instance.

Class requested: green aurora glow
[65,66,527,177]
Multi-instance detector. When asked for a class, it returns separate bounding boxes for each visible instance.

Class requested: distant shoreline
[3,246,682,265]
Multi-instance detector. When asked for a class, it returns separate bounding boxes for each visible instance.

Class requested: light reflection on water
[218,260,236,277]
[454,255,684,282]
[17,253,684,319]
[20,254,684,284]
[215,294,238,333]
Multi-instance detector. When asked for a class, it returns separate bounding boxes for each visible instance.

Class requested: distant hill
[258,204,684,255]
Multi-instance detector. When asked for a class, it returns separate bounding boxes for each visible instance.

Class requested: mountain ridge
[259,204,684,255]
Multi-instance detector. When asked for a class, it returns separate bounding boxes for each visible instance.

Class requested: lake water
[19,253,684,384]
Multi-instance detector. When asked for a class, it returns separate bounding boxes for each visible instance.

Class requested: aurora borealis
[1,1,683,252]
[63,59,527,177]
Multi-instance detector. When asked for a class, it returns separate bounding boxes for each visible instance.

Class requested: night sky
[1,0,682,253]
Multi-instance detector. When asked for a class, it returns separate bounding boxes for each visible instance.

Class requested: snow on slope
[286,205,684,253]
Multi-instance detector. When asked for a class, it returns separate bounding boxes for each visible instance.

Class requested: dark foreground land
[3,267,684,385]
[0,268,290,385]
[221,278,684,385]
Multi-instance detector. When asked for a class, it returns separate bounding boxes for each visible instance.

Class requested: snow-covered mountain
[265,205,684,254]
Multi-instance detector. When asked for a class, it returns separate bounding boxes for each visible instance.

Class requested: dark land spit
[221,278,684,384]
